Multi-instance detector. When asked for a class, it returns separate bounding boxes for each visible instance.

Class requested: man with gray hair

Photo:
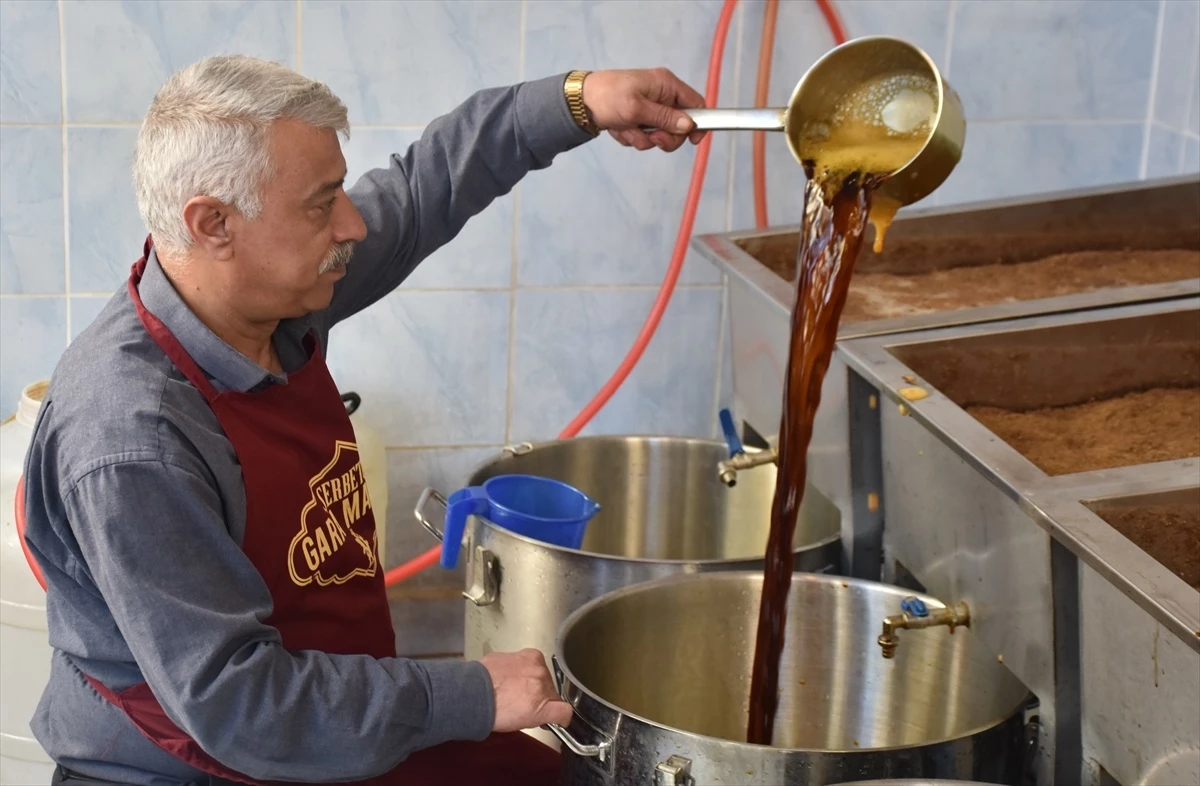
[20,54,707,786]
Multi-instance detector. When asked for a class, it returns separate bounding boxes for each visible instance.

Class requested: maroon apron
[78,243,561,785]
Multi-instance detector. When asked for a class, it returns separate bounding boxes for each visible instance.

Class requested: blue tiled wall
[1147,0,1200,176]
[3,0,1198,591]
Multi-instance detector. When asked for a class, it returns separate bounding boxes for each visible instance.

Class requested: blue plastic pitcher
[440,474,601,569]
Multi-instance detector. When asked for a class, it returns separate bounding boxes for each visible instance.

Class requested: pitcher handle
[414,487,448,542]
[441,487,489,570]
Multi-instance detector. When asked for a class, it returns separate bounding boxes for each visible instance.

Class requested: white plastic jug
[0,381,55,785]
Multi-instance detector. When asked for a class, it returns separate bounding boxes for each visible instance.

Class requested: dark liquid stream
[745,172,877,745]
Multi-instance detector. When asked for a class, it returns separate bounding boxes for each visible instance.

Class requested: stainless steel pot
[414,437,842,740]
[829,781,1009,785]
[550,572,1035,785]
[829,782,1009,785]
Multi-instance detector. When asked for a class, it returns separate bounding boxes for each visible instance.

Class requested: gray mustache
[319,242,356,274]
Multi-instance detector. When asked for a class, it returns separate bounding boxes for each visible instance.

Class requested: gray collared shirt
[21,74,590,786]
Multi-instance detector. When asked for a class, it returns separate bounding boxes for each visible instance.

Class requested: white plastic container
[0,380,54,785]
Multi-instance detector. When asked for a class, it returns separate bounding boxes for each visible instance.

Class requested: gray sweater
[21,73,592,785]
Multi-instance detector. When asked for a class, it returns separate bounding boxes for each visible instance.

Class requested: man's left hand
[582,68,708,152]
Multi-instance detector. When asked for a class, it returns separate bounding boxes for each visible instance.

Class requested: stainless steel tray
[695,174,1200,342]
[1029,476,1199,786]
[696,175,1200,442]
[700,177,1200,605]
[835,297,1200,785]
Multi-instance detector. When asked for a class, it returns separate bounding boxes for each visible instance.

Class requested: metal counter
[1029,476,1200,785]
[696,173,1199,346]
[693,176,1200,585]
[835,298,1200,785]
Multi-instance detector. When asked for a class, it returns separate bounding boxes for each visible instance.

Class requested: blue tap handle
[718,408,744,457]
[901,596,929,618]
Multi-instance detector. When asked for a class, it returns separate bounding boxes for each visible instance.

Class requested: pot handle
[463,546,499,607]
[544,655,613,764]
[414,487,447,542]
[544,722,611,763]
[502,442,534,456]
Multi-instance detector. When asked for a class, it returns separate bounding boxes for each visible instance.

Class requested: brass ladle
[653,36,966,208]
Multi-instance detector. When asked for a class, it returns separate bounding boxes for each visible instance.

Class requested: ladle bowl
[674,35,965,207]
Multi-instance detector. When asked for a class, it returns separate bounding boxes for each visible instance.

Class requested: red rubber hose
[752,0,780,229]
[753,0,847,229]
[815,0,849,49]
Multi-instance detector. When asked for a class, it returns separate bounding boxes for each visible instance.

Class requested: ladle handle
[639,106,786,133]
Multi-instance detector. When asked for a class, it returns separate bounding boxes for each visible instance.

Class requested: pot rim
[553,570,1035,756]
[472,517,842,566]
[466,435,842,566]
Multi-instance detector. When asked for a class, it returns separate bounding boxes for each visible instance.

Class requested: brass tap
[878,597,970,659]
[717,446,778,487]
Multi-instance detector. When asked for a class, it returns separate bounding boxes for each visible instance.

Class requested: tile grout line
[709,277,729,439]
[58,0,70,341]
[970,119,1147,127]
[1151,118,1200,138]
[724,0,744,230]
[0,294,72,300]
[0,283,723,299]
[0,121,139,128]
[713,1,745,436]
[0,284,720,300]
[723,0,743,232]
[0,122,429,130]
[943,0,958,77]
[504,0,528,444]
[1175,27,1200,172]
[295,0,303,73]
[1138,0,1167,180]
[1,119,1156,130]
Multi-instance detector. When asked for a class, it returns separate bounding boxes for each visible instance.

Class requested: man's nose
[335,195,368,243]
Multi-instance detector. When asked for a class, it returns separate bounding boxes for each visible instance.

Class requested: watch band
[564,70,599,137]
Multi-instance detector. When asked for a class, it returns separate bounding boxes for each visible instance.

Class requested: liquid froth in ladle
[745,70,935,747]
[800,71,937,253]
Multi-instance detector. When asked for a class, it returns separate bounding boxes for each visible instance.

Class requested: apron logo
[288,440,379,587]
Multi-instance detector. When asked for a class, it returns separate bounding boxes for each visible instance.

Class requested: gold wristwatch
[564,70,599,137]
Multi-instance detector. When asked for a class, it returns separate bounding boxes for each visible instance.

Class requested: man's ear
[181,196,235,260]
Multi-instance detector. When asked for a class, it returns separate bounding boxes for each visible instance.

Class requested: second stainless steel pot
[414,435,841,691]
[551,572,1034,785]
